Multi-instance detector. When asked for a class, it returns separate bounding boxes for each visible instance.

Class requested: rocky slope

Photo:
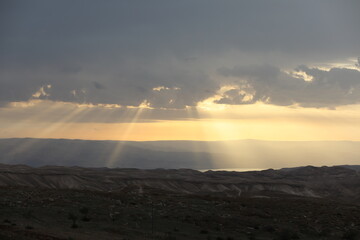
[0,164,359,202]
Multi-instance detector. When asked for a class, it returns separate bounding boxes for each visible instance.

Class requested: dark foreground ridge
[0,164,359,201]
[0,164,359,239]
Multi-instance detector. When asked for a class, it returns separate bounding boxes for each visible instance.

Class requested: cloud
[92,81,105,90]
[31,85,51,99]
[0,55,218,108]
[217,65,360,108]
[1,1,360,109]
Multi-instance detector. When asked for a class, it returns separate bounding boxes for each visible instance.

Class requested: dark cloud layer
[218,65,360,108]
[1,0,360,109]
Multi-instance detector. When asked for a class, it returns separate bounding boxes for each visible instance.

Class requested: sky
[1,0,360,142]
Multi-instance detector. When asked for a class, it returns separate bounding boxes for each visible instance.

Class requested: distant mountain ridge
[1,138,360,169]
[0,138,217,169]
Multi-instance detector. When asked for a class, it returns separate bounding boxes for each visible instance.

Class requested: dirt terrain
[0,165,359,239]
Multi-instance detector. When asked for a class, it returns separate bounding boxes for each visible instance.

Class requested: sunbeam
[106,105,147,167]
[2,101,86,156]
[184,106,217,169]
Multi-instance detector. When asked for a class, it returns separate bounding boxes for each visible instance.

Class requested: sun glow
[2,100,360,143]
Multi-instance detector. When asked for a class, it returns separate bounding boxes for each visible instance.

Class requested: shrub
[79,207,90,221]
[68,212,78,228]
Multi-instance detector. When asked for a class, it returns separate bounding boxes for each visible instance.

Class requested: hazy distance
[1,138,359,170]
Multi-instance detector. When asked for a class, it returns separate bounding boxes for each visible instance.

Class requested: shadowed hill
[0,164,359,203]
